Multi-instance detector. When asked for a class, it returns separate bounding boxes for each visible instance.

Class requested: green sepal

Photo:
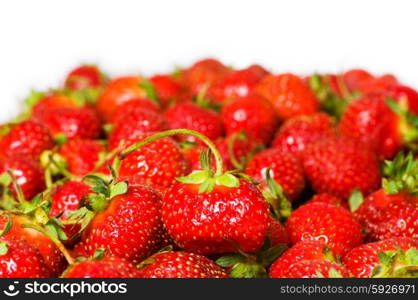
[0,242,9,255]
[0,214,12,237]
[198,178,216,194]
[215,173,240,188]
[54,133,68,145]
[348,189,364,212]
[92,248,106,261]
[103,123,114,134]
[66,206,95,235]
[88,194,108,212]
[258,243,288,267]
[177,170,212,185]
[216,253,244,268]
[139,79,160,105]
[262,168,292,220]
[40,150,68,176]
[109,181,128,199]
[0,172,12,186]
[328,268,344,278]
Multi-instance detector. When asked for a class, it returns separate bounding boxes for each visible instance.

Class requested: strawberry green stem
[7,171,26,204]
[119,129,224,177]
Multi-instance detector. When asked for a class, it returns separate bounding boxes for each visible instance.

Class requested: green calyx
[372,247,418,278]
[0,241,8,256]
[139,79,160,107]
[386,98,418,145]
[348,189,364,213]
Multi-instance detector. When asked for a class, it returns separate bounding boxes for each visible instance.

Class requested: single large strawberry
[343,238,418,278]
[0,120,54,160]
[256,73,319,120]
[222,95,279,144]
[286,202,363,256]
[64,65,106,91]
[150,74,183,108]
[0,237,50,278]
[245,148,305,201]
[137,251,229,278]
[164,102,223,144]
[303,137,381,199]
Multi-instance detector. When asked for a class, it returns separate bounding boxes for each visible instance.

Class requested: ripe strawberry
[97,76,148,121]
[63,256,139,278]
[342,69,374,93]
[356,74,398,94]
[0,120,54,160]
[245,148,305,201]
[343,238,418,278]
[137,251,229,278]
[38,107,101,140]
[212,65,269,103]
[272,112,336,159]
[31,93,81,119]
[64,65,106,91]
[303,137,381,199]
[74,183,165,263]
[0,214,66,276]
[222,95,279,144]
[279,260,349,278]
[308,193,347,208]
[256,73,319,120]
[118,134,189,191]
[384,85,418,115]
[164,102,223,144]
[150,74,183,108]
[108,109,168,150]
[0,237,50,278]
[59,139,106,176]
[268,217,290,246]
[109,98,160,125]
[286,202,363,256]
[0,155,45,200]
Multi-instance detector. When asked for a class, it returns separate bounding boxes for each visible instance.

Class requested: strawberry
[286,202,363,256]
[137,251,229,278]
[97,76,148,121]
[63,255,139,278]
[303,137,381,199]
[222,95,279,144]
[0,120,54,160]
[212,65,269,103]
[276,260,349,278]
[255,73,319,120]
[0,237,50,278]
[164,102,223,144]
[245,148,305,201]
[64,65,106,91]
[109,98,160,125]
[268,217,290,246]
[343,238,418,278]
[59,138,106,176]
[29,93,81,120]
[74,183,165,264]
[38,107,101,140]
[356,74,398,94]
[308,193,347,208]
[150,74,183,108]
[272,112,336,159]
[384,85,418,115]
[342,69,374,93]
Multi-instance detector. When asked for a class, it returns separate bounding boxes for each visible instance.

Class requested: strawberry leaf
[0,242,9,256]
[216,254,244,268]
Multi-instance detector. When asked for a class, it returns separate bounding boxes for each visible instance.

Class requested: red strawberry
[342,69,374,93]
[343,238,418,278]
[286,202,363,256]
[64,65,106,91]
[222,95,279,144]
[245,148,305,201]
[31,93,81,119]
[74,183,165,263]
[0,237,50,278]
[97,76,148,121]
[212,65,269,103]
[256,73,319,120]
[0,155,45,200]
[272,112,336,159]
[303,137,381,199]
[38,107,101,140]
[308,193,347,208]
[150,74,183,108]
[59,139,105,176]
[109,98,160,125]
[277,260,349,278]
[356,74,398,94]
[164,102,223,144]
[384,85,418,115]
[137,251,229,278]
[63,256,139,278]
[0,120,54,160]
[268,217,290,246]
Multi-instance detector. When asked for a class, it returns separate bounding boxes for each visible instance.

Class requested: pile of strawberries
[0,58,417,278]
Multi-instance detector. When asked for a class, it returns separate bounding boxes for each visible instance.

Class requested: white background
[0,0,417,122]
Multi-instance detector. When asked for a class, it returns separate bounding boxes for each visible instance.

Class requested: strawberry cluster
[0,60,417,278]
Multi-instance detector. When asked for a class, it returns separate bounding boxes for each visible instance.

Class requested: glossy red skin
[164,102,223,144]
[97,76,147,121]
[356,74,398,94]
[118,134,189,191]
[0,155,45,200]
[286,202,363,256]
[354,189,418,241]
[63,257,139,278]
[32,94,80,119]
[138,252,229,278]
[108,109,168,150]
[65,65,105,90]
[150,74,183,108]
[343,238,418,278]
[308,193,348,209]
[211,65,269,103]
[272,112,336,159]
[256,73,319,120]
[268,217,290,246]
[245,148,305,201]
[0,215,66,276]
[342,69,374,92]
[38,107,101,140]
[277,260,349,278]
[59,139,105,176]
[222,95,279,144]
[339,93,402,159]
[0,237,50,278]
[109,98,160,125]
[384,84,418,115]
[303,137,381,199]
[50,181,91,218]
[74,184,165,264]
[162,179,270,255]
[0,120,54,160]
